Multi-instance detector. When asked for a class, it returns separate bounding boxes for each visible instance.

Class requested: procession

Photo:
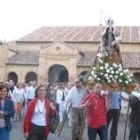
[1,0,140,139]
[0,16,140,140]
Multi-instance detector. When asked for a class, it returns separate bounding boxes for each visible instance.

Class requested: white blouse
[31,100,46,126]
[13,88,25,103]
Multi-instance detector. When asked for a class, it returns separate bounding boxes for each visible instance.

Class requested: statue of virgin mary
[100,19,122,64]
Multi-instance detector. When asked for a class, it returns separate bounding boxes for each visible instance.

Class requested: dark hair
[103,27,115,46]
[35,85,47,98]
[106,26,114,33]
[0,85,9,93]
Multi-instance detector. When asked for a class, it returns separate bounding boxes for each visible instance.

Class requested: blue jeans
[0,127,9,140]
[88,125,108,140]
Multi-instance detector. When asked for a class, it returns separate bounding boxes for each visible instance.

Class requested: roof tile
[18,26,140,43]
[77,52,140,68]
[7,51,39,65]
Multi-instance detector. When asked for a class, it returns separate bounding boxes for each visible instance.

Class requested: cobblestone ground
[10,109,129,140]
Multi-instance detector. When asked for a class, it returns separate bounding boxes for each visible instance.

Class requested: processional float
[58,19,135,140]
[85,18,134,140]
[85,18,134,92]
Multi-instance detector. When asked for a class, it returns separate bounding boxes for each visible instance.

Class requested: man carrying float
[58,19,135,140]
[86,18,134,140]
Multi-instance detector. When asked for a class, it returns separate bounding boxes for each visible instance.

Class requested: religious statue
[100,18,122,64]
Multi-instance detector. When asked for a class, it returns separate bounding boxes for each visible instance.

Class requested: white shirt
[31,100,46,126]
[9,86,17,100]
[27,86,36,99]
[56,89,67,104]
[131,91,140,98]
[66,86,87,108]
[13,88,25,103]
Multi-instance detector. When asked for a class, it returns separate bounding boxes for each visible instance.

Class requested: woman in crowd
[13,83,25,121]
[0,85,15,140]
[23,85,56,140]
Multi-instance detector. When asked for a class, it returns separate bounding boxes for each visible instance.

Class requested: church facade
[0,26,140,84]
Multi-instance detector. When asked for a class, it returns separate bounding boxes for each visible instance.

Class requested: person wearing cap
[66,79,87,140]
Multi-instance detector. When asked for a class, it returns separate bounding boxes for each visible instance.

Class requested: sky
[0,0,140,41]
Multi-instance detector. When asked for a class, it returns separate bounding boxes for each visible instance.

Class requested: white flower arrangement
[99,59,103,64]
[105,63,109,67]
[88,57,134,87]
[106,69,110,73]
[119,79,122,83]
[112,63,117,68]
[100,66,104,70]
[91,71,94,76]
[97,53,103,58]
[115,75,118,79]
[124,69,129,73]
[100,72,104,75]
[116,71,119,74]
[119,72,123,76]
[88,76,94,81]
[111,70,115,74]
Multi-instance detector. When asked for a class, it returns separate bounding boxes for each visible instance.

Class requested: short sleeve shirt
[66,86,87,108]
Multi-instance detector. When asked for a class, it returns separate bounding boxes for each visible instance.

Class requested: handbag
[49,107,59,133]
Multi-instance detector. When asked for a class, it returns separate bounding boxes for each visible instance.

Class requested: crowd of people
[0,79,140,140]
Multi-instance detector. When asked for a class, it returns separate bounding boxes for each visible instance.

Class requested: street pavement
[10,111,129,140]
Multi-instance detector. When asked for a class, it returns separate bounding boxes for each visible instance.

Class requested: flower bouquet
[86,52,134,93]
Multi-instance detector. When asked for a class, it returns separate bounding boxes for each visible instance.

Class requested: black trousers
[129,124,140,140]
[107,109,120,140]
[28,123,47,140]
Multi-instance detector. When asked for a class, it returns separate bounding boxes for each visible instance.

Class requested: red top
[23,99,55,136]
[82,93,107,129]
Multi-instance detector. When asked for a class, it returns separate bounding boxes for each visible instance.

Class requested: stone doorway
[48,64,69,83]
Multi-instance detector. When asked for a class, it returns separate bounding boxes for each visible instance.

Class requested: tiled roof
[77,51,140,68]
[17,26,140,43]
[6,51,140,68]
[7,51,39,65]
[77,51,96,67]
[122,52,140,68]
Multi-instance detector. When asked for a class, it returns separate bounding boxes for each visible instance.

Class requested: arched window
[8,72,18,84]
[79,71,88,77]
[25,72,37,83]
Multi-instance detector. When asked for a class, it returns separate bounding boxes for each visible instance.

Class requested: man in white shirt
[26,81,37,104]
[56,83,67,123]
[66,79,87,140]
